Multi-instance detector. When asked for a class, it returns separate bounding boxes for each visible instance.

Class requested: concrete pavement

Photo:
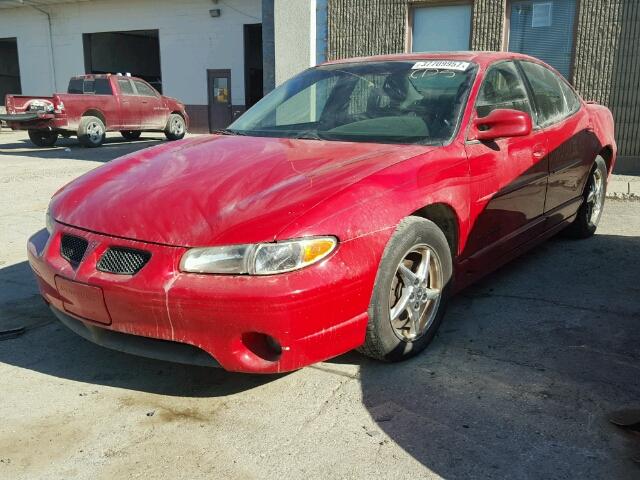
[1,130,639,479]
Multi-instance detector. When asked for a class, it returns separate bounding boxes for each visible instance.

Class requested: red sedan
[28,52,616,373]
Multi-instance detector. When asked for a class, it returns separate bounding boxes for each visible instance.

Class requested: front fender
[277,142,470,256]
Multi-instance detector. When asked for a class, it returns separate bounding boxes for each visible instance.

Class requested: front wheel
[359,217,453,362]
[120,130,141,141]
[78,116,106,148]
[164,113,186,141]
[563,156,607,239]
[28,130,58,147]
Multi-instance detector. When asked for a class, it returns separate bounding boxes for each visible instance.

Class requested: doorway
[82,30,162,92]
[244,23,263,109]
[207,69,232,131]
[0,38,21,106]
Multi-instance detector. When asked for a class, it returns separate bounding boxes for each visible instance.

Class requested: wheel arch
[410,203,460,259]
[81,109,107,127]
[598,145,614,174]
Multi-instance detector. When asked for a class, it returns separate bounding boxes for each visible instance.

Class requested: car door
[463,60,549,262]
[518,61,600,224]
[132,79,167,128]
[116,78,140,129]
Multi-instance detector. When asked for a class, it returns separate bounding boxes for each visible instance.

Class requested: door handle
[532,146,546,159]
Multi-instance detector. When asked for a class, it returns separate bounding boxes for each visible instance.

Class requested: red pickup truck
[1,74,189,148]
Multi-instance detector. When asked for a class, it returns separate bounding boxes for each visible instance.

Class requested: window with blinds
[411,4,472,52]
[508,0,577,80]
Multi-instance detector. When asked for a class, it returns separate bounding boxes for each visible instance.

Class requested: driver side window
[476,61,533,119]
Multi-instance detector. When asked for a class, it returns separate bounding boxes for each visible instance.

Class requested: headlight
[46,209,54,234]
[180,237,337,275]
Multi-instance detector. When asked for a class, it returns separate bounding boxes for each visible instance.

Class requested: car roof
[69,74,143,81]
[322,51,541,68]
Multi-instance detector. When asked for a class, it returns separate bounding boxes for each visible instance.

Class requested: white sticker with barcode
[411,60,471,71]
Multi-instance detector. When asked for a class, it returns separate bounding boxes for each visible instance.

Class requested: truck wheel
[28,130,58,148]
[120,130,141,141]
[78,116,106,148]
[164,114,186,141]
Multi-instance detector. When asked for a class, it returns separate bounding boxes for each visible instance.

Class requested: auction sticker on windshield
[412,60,470,71]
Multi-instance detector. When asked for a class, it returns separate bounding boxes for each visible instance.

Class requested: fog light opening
[241,332,282,362]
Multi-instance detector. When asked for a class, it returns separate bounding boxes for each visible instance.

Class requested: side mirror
[470,109,532,141]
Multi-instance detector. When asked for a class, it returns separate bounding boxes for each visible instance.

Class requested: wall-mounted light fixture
[209,8,221,17]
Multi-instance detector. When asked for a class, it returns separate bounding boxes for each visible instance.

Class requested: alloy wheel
[171,117,184,136]
[388,244,443,342]
[586,167,605,225]
[87,122,103,144]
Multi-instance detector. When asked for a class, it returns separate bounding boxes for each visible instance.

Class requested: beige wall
[274,0,315,85]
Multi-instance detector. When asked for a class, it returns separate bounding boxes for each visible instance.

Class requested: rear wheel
[28,130,58,147]
[164,113,186,141]
[564,156,607,238]
[120,130,141,141]
[78,116,106,148]
[359,217,452,362]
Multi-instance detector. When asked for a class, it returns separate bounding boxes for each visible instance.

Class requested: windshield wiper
[292,130,325,140]
[211,129,247,136]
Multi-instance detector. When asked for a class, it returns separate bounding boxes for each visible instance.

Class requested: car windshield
[229,60,477,145]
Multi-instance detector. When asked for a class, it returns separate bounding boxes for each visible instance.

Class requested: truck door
[132,79,167,128]
[116,78,140,128]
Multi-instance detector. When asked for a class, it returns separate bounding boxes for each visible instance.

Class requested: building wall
[274,0,315,85]
[0,0,262,130]
[327,0,640,158]
[573,0,640,159]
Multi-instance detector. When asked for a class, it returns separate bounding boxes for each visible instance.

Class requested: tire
[164,113,186,141]
[563,156,607,239]
[359,216,453,362]
[28,130,58,147]
[77,116,106,148]
[120,130,141,141]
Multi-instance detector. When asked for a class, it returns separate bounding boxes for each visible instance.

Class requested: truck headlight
[180,237,337,275]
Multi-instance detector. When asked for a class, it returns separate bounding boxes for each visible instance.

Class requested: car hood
[51,135,431,247]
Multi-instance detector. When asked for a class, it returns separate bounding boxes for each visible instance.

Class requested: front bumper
[27,224,383,373]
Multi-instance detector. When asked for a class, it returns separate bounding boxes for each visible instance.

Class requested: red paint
[2,74,188,133]
[27,53,616,373]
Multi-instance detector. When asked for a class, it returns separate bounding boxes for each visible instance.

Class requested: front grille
[97,247,151,275]
[60,234,89,265]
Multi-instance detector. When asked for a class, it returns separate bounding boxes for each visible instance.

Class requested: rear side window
[519,61,568,127]
[67,78,83,94]
[94,78,113,95]
[83,80,95,94]
[133,80,157,97]
[476,61,533,118]
[558,79,581,115]
[118,79,135,95]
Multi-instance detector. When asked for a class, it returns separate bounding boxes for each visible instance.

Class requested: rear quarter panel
[586,103,617,173]
[57,93,120,131]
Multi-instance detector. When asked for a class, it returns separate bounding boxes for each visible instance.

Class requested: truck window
[133,80,157,97]
[117,79,135,95]
[68,78,83,94]
[94,79,113,95]
[83,80,95,94]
